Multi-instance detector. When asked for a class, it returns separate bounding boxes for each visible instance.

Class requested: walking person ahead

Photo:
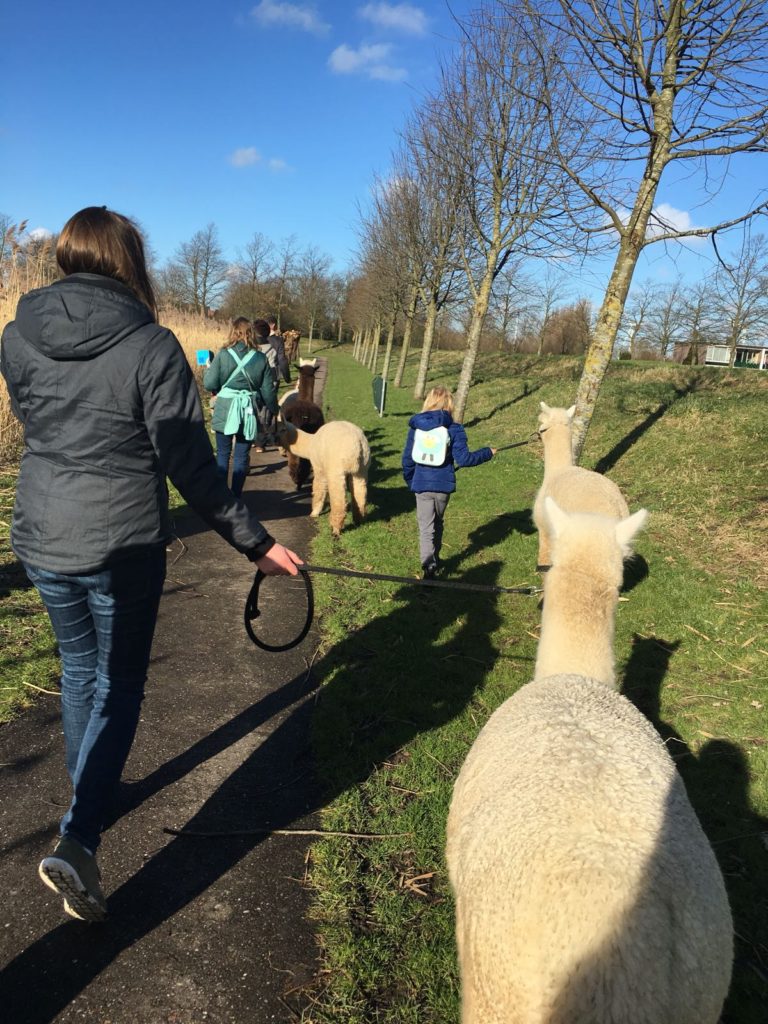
[203,317,277,496]
[0,206,301,922]
[402,386,496,579]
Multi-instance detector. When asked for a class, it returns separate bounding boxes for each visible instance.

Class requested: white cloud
[229,147,262,167]
[358,2,427,35]
[251,1,330,35]
[268,157,290,172]
[610,202,707,244]
[328,42,407,81]
[29,227,53,240]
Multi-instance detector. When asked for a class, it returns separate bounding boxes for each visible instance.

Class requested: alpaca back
[446,674,733,1024]
[311,420,370,475]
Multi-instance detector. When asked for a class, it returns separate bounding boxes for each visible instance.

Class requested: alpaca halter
[245,564,542,653]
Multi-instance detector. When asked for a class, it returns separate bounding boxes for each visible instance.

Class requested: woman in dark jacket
[402,386,496,578]
[203,317,277,496]
[0,206,301,922]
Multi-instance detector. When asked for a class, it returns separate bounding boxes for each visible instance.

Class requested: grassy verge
[304,347,767,1023]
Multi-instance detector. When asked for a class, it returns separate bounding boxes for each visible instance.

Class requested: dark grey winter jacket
[0,273,274,573]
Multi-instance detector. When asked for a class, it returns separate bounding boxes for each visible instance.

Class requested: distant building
[673,340,768,369]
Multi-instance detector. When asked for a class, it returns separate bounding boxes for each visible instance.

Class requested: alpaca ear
[544,496,570,538]
[615,508,649,555]
[566,404,576,419]
[539,401,551,413]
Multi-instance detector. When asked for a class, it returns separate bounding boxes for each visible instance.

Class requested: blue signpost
[196,349,212,367]
[372,375,387,417]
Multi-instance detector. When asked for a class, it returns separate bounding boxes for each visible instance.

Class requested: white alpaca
[532,403,628,569]
[446,500,732,1024]
[278,420,370,536]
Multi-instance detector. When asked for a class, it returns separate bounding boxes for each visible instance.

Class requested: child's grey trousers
[415,491,450,568]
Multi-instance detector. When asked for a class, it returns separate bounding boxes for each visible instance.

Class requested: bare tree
[678,278,719,364]
[642,280,687,360]
[295,246,333,350]
[712,232,768,366]
[515,0,768,456]
[272,235,298,331]
[233,231,275,316]
[441,9,579,421]
[170,223,229,315]
[619,280,657,359]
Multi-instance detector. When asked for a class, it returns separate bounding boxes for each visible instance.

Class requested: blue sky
[2,1,766,304]
[1,1,472,272]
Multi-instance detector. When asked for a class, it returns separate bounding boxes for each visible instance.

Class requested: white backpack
[412,426,450,466]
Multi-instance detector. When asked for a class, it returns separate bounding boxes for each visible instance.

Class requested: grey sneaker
[39,836,107,922]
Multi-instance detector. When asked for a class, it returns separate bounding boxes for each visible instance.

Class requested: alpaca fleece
[446,503,732,1023]
[278,420,369,536]
[533,404,628,568]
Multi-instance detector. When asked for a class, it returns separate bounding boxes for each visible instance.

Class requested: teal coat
[203,343,277,433]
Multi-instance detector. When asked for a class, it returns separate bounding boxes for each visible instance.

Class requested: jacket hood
[409,409,453,430]
[13,273,155,361]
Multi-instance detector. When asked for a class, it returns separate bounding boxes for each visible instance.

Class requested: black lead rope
[494,431,540,453]
[244,563,541,652]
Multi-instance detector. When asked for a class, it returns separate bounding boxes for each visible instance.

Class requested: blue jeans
[24,546,166,853]
[215,430,252,497]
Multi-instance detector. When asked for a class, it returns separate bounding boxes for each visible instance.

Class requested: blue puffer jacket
[402,409,493,494]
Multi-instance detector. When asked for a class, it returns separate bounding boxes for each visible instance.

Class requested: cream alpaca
[446,501,732,1024]
[532,403,628,568]
[278,419,370,536]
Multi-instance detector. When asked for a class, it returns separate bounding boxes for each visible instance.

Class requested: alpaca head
[538,402,576,436]
[275,419,299,450]
[544,497,649,589]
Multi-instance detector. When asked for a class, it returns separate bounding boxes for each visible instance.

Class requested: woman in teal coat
[203,318,278,496]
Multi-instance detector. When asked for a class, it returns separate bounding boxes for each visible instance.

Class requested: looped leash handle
[244,568,315,652]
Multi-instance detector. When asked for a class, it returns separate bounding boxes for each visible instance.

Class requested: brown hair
[56,206,157,318]
[224,316,256,349]
[422,386,454,414]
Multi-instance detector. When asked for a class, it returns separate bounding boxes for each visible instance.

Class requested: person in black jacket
[0,206,302,922]
[266,315,291,384]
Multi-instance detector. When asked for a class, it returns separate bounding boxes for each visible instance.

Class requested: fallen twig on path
[164,826,411,840]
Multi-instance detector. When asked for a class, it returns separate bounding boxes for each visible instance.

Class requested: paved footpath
[0,366,329,1024]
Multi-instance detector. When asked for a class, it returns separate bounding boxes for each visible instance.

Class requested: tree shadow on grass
[592,380,700,475]
[2,562,504,1024]
[622,634,768,1022]
[463,383,542,429]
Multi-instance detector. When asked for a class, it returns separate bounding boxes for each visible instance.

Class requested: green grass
[302,346,768,1023]
[1,348,765,1019]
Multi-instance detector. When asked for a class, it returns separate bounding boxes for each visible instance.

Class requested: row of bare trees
[346,0,768,457]
[621,234,768,365]
[156,223,347,345]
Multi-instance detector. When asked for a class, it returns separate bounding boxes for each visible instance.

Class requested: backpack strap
[222,348,258,391]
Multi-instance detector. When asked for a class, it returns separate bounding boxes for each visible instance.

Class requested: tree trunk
[394,285,419,388]
[571,227,652,461]
[369,323,382,374]
[381,318,396,382]
[413,300,439,401]
[308,320,315,354]
[453,270,495,423]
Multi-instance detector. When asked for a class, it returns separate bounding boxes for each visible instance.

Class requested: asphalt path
[0,362,329,1024]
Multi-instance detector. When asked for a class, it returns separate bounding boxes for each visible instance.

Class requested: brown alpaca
[282,366,324,488]
[277,420,370,536]
[283,329,301,362]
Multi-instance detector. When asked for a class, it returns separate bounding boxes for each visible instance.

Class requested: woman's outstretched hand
[256,544,303,576]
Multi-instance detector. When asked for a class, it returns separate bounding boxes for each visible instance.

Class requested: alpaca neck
[534,565,618,686]
[298,372,316,402]
[286,427,315,458]
[542,425,574,478]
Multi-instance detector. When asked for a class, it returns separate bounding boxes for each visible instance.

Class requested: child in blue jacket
[402,386,496,578]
